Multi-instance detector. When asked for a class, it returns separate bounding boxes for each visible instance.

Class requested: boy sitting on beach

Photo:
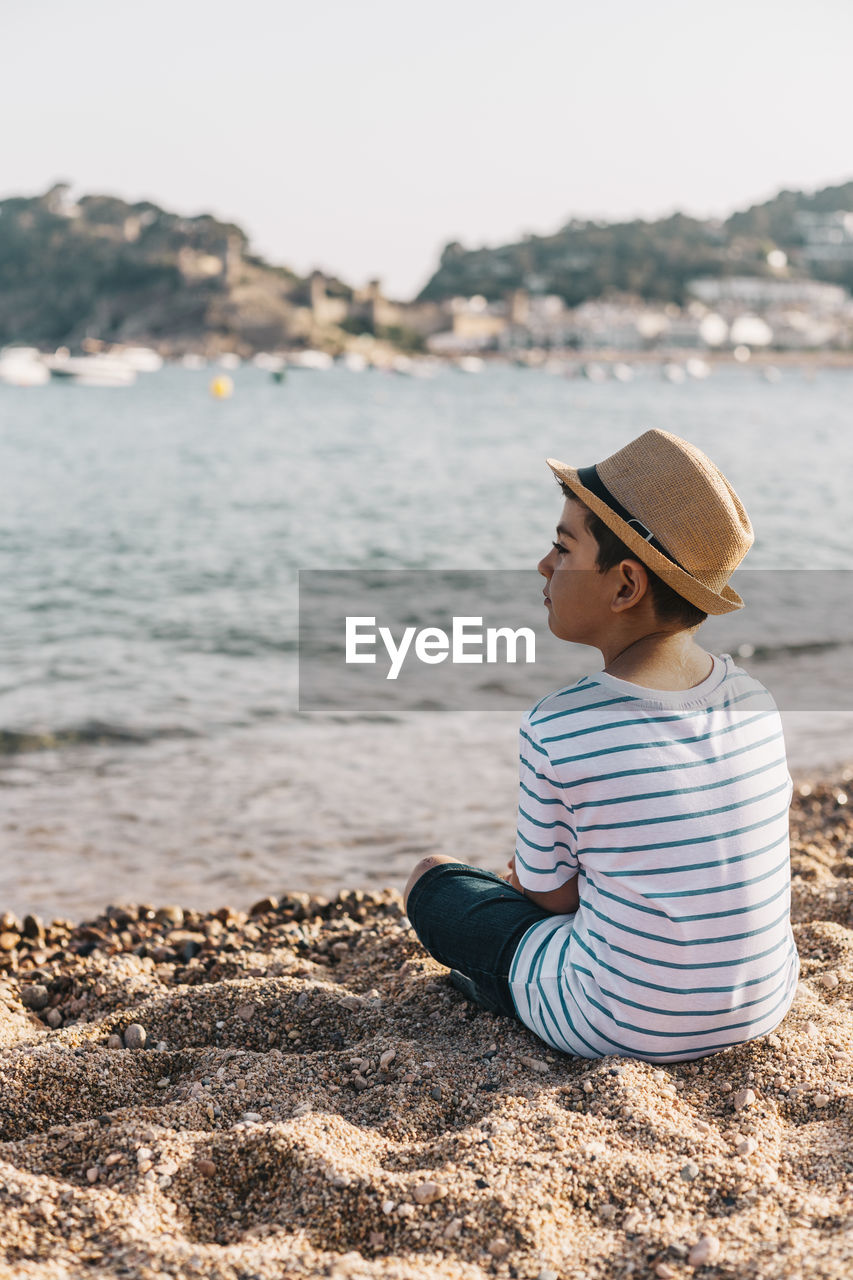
[403,428,799,1062]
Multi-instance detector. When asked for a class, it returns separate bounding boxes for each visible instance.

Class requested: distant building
[499,291,576,349]
[796,211,853,264]
[310,272,349,326]
[688,276,849,312]
[442,295,509,347]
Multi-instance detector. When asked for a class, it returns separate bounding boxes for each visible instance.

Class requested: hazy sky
[4,1,852,298]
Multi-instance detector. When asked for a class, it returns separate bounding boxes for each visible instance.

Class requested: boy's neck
[601,633,713,691]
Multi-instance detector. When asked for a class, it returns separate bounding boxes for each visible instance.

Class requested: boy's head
[545,428,753,621]
[557,482,708,631]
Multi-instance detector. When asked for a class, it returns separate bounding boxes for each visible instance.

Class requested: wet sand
[0,765,851,1280]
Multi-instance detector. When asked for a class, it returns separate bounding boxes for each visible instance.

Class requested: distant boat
[251,352,286,373]
[762,365,782,383]
[45,353,136,386]
[115,346,163,372]
[581,361,607,382]
[456,355,485,374]
[685,357,711,380]
[180,353,208,370]
[0,347,50,386]
[612,362,635,382]
[340,351,368,372]
[662,362,687,383]
[218,352,241,370]
[288,349,334,370]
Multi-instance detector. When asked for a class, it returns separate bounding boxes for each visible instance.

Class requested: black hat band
[577,464,687,573]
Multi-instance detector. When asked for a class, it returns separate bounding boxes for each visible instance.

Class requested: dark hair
[559,482,708,630]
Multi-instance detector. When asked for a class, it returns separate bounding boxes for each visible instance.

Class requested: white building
[796,211,853,264]
[688,276,849,312]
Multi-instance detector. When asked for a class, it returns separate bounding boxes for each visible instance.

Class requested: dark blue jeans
[405,861,554,1017]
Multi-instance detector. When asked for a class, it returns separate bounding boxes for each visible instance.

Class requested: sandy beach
[0,764,851,1280]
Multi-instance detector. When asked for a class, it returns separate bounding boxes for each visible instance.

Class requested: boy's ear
[612,558,650,607]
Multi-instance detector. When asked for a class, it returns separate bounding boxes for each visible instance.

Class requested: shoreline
[0,766,851,1279]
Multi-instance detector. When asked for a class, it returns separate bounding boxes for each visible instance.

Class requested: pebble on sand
[19,984,49,1010]
[412,1181,448,1205]
[123,1023,147,1049]
[688,1234,721,1266]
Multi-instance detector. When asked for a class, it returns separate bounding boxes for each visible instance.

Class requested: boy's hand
[505,856,580,915]
[504,858,525,893]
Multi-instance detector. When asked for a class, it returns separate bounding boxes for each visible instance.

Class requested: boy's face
[538,498,621,644]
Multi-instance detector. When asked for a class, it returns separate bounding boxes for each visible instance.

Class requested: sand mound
[0,767,851,1279]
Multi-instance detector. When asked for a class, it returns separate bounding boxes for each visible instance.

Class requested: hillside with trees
[418,180,853,306]
[0,184,351,352]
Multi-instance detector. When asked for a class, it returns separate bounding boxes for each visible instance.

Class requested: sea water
[0,361,850,918]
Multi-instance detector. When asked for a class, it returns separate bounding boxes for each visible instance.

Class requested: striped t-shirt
[508,652,799,1062]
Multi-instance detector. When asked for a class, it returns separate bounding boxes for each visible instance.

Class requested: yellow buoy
[210,374,234,399]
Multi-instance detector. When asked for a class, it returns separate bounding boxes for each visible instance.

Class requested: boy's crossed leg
[403,858,555,1019]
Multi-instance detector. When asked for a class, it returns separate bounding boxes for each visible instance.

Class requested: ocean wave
[0,720,200,756]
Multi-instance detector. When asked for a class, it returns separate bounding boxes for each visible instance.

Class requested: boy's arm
[514,714,581,912]
[506,858,580,915]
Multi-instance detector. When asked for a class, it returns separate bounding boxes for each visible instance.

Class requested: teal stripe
[586,857,790,922]
[572,960,790,1021]
[577,778,790,833]
[573,970,797,1042]
[584,803,790,868]
[518,779,562,806]
[537,686,768,737]
[533,692,641,726]
[521,925,601,1057]
[514,846,577,878]
[517,828,575,857]
[581,921,790,971]
[581,898,791,948]
[569,754,788,814]
[519,754,573,791]
[550,709,776,767]
[644,848,790,899]
[543,929,603,1056]
[519,727,548,757]
[518,806,576,835]
[551,950,795,1057]
[529,677,595,715]
[536,727,787,794]
[570,930,797,996]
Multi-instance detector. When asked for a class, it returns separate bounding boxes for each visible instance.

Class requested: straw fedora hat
[546,428,753,614]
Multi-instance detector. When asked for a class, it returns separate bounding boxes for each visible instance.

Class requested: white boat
[340,351,368,372]
[45,354,137,386]
[762,365,782,383]
[180,353,208,370]
[409,357,440,379]
[580,361,607,382]
[251,352,286,373]
[612,362,635,382]
[456,355,485,373]
[662,362,687,384]
[288,349,334,370]
[685,357,711,380]
[114,346,163,372]
[218,352,241,370]
[0,347,50,386]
